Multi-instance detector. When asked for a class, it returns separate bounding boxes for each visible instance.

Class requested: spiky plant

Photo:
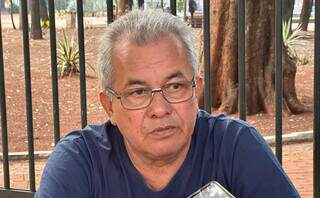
[57,30,80,77]
[282,19,309,59]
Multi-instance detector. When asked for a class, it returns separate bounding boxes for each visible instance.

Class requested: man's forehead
[113,33,183,52]
[110,35,193,88]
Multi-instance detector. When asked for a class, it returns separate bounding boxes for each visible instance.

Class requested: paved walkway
[281,142,313,197]
[0,142,313,197]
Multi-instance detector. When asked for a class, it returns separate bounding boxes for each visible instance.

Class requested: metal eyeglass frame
[105,76,196,110]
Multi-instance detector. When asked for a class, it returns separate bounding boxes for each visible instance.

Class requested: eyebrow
[166,71,185,80]
[124,71,187,88]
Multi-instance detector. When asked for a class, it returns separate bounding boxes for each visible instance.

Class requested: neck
[125,140,191,191]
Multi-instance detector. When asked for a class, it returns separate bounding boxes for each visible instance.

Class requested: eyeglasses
[105,77,196,110]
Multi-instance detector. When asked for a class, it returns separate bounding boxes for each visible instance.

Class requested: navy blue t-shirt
[36,110,299,198]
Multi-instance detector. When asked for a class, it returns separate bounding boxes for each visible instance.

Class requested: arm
[35,138,91,198]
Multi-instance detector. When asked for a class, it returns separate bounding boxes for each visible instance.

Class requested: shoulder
[36,121,118,197]
[195,110,269,159]
[46,121,118,171]
[59,121,114,151]
[196,110,258,141]
[62,121,110,142]
[195,111,299,197]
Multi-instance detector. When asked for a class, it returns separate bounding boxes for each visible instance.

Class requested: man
[36,10,299,197]
[188,0,197,27]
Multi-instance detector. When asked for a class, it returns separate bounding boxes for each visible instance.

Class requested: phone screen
[187,181,235,198]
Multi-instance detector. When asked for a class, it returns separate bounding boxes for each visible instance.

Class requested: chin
[147,140,189,159]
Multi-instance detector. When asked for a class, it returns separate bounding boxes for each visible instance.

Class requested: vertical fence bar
[170,0,176,15]
[0,10,10,189]
[138,0,144,8]
[107,0,113,24]
[314,0,320,197]
[275,0,283,164]
[76,0,87,128]
[238,0,246,121]
[203,0,211,114]
[48,0,61,145]
[21,0,36,191]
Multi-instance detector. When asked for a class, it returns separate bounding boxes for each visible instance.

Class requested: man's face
[100,36,203,160]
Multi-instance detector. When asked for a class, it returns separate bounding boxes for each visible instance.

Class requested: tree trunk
[127,0,133,10]
[283,0,295,22]
[10,0,17,29]
[118,0,126,16]
[283,0,295,34]
[0,0,5,10]
[39,0,49,20]
[198,0,307,115]
[30,0,42,39]
[183,0,187,21]
[66,12,76,29]
[19,0,23,30]
[299,0,313,31]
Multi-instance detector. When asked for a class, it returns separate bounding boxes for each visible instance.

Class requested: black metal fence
[0,0,319,197]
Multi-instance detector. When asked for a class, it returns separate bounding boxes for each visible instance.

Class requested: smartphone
[187,181,235,198]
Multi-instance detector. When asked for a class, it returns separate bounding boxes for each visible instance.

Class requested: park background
[0,0,317,197]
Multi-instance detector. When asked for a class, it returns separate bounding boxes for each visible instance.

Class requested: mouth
[149,126,178,139]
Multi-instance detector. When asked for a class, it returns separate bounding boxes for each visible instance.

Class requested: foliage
[41,19,50,28]
[5,1,19,13]
[84,0,107,13]
[55,0,107,14]
[55,0,72,11]
[177,0,184,13]
[282,19,310,59]
[57,30,80,77]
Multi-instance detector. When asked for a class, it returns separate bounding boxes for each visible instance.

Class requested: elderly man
[36,10,299,198]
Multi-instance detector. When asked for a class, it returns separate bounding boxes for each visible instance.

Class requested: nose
[146,91,172,118]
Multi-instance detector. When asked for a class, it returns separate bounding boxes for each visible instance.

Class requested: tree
[299,0,313,31]
[118,0,126,16]
[283,0,295,22]
[0,0,5,10]
[39,0,49,21]
[117,0,133,16]
[9,0,16,29]
[283,0,295,33]
[199,0,307,115]
[30,0,42,39]
[127,0,133,10]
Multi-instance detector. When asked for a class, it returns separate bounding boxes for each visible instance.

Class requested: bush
[282,19,309,59]
[57,30,80,77]
[41,19,50,28]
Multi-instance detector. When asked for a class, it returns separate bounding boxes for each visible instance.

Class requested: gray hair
[97,9,199,90]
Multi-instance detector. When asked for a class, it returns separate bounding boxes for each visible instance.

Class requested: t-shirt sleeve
[230,126,300,198]
[35,137,91,198]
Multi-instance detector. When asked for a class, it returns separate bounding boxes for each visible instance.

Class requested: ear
[99,91,115,122]
[195,77,204,99]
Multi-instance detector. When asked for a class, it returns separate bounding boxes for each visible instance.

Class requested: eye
[169,83,182,90]
[166,82,186,92]
[127,88,149,97]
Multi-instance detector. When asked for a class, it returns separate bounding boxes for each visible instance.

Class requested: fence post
[275,0,283,165]
[203,0,211,113]
[314,0,320,197]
